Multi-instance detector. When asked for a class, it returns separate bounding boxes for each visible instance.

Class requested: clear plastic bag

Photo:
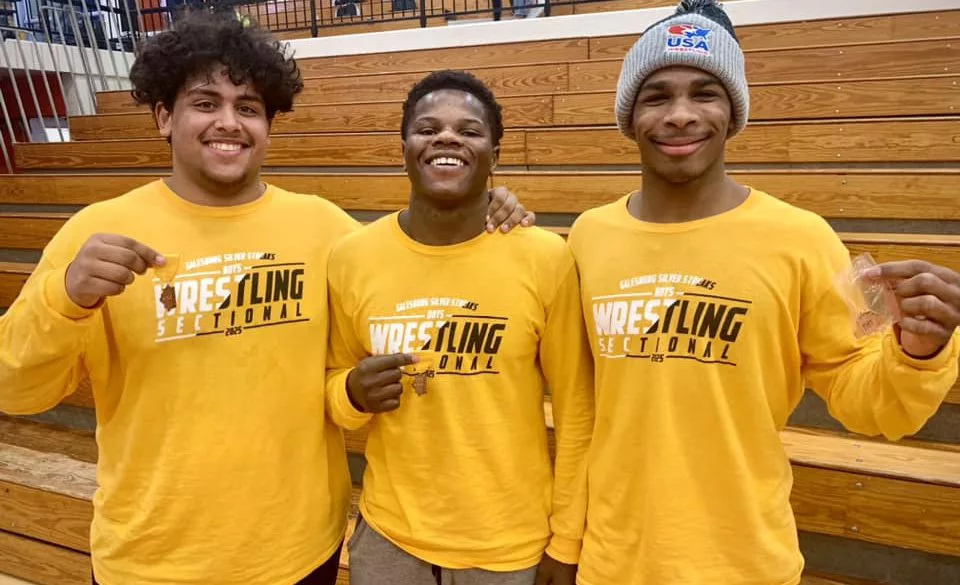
[835,253,902,338]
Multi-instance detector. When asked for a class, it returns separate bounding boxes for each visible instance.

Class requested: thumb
[120,236,165,268]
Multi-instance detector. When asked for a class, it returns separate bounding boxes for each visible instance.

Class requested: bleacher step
[0,574,40,585]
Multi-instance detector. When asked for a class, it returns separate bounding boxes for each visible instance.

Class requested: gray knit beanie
[615,0,749,140]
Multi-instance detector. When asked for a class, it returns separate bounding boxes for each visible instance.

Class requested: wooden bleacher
[1,5,959,585]
[14,119,960,169]
[0,404,957,584]
[88,35,960,112]
[72,73,960,140]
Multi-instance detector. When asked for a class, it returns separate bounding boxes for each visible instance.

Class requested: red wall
[141,0,167,32]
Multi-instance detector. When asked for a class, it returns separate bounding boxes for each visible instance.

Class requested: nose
[432,126,464,145]
[214,106,242,132]
[662,97,699,129]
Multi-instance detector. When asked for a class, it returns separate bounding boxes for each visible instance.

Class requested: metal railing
[137,0,319,37]
[0,0,624,172]
[131,0,577,38]
[253,0,621,33]
[0,0,142,171]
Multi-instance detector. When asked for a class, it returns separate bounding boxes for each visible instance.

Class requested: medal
[404,352,437,397]
[412,373,429,396]
[835,253,902,338]
[154,255,180,312]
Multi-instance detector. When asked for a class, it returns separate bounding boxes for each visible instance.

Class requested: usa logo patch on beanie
[665,24,712,55]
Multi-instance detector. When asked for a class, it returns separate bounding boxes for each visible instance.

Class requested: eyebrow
[185,87,264,104]
[691,77,724,90]
[639,77,723,92]
[415,115,486,125]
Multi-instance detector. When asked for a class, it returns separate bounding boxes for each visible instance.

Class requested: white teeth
[209,142,242,152]
[430,157,465,167]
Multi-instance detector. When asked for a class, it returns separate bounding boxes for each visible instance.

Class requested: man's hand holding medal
[65,233,166,309]
[346,353,421,413]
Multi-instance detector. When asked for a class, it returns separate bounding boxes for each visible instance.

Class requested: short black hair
[401,70,504,147]
[129,8,303,120]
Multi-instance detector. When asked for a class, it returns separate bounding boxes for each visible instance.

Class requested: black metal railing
[136,0,318,37]
[3,0,626,43]
[303,0,624,32]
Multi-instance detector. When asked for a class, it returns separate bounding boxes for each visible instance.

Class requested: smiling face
[156,67,270,195]
[402,89,499,206]
[631,66,733,183]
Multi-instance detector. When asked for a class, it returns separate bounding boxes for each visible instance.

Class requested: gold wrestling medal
[404,351,437,397]
[154,255,180,312]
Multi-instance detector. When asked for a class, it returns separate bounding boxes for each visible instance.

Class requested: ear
[726,117,737,138]
[490,144,500,175]
[155,102,172,140]
[400,139,408,172]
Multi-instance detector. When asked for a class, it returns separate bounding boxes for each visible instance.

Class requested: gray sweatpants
[348,517,539,585]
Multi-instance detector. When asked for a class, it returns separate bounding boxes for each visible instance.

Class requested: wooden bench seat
[69,74,960,141]
[0,531,90,585]
[93,37,960,113]
[588,9,960,58]
[19,117,960,170]
[523,119,960,165]
[14,132,530,169]
[1,171,957,221]
[801,575,880,585]
[0,416,362,584]
[248,10,960,78]
[570,39,960,94]
[297,38,592,78]
[0,263,30,310]
[343,407,960,557]
[0,213,71,251]
[0,407,955,583]
[783,427,960,488]
[554,76,960,126]
[0,418,95,585]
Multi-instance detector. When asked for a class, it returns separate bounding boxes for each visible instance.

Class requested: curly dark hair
[401,70,504,147]
[129,8,303,120]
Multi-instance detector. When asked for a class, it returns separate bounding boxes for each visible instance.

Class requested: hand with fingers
[534,554,577,585]
[487,186,536,233]
[347,353,419,413]
[65,234,165,309]
[863,260,960,358]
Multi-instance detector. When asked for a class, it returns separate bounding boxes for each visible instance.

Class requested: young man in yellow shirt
[325,70,595,585]
[0,12,529,585]
[568,1,960,584]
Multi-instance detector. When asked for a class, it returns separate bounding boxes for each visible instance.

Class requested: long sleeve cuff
[327,368,373,431]
[545,534,582,565]
[42,267,98,321]
[888,327,960,371]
